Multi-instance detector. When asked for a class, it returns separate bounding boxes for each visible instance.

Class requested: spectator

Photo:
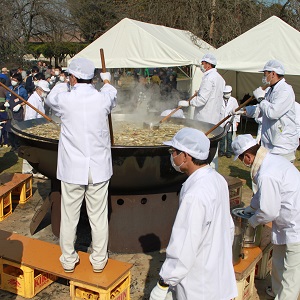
[1,67,11,86]
[25,66,39,96]
[0,102,9,147]
[5,73,28,152]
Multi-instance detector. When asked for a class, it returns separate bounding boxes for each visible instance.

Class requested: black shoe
[219,153,225,157]
[226,154,232,158]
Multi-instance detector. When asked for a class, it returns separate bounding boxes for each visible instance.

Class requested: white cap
[260,60,285,75]
[201,53,217,65]
[37,80,50,92]
[232,134,257,161]
[67,58,95,79]
[163,127,210,160]
[224,85,232,93]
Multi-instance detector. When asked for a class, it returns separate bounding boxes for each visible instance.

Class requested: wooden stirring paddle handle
[160,93,197,124]
[205,85,269,136]
[100,48,114,145]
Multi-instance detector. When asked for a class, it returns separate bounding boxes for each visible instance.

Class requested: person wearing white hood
[178,53,225,171]
[178,53,225,125]
[24,80,50,121]
[46,58,117,273]
[232,134,300,300]
[219,85,240,158]
[150,128,237,300]
[250,60,298,162]
[22,80,51,178]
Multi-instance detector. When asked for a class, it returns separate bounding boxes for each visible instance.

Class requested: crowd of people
[0,63,69,150]
[1,52,300,299]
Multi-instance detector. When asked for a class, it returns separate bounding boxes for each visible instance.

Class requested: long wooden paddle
[159,93,197,124]
[100,48,114,145]
[205,85,269,136]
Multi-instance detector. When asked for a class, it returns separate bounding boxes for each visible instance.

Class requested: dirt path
[1,144,300,299]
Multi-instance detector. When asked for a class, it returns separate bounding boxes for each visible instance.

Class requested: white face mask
[200,64,206,73]
[34,81,39,86]
[223,93,231,99]
[11,81,18,87]
[59,76,65,82]
[170,152,184,173]
[262,73,271,85]
[242,156,251,168]
[54,71,60,76]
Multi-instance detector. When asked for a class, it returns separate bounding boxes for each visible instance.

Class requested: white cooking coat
[160,165,237,300]
[24,91,45,121]
[220,96,240,131]
[259,79,298,157]
[190,68,225,124]
[46,83,117,185]
[294,102,300,139]
[249,153,300,245]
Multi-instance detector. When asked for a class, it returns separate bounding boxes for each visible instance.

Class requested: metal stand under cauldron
[12,115,228,253]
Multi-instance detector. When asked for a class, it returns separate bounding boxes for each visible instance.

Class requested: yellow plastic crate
[234,265,255,300]
[70,271,131,300]
[0,191,12,221]
[0,258,57,298]
[256,243,273,279]
[12,176,32,204]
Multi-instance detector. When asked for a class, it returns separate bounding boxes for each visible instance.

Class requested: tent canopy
[73,18,214,68]
[215,16,300,75]
[214,16,300,100]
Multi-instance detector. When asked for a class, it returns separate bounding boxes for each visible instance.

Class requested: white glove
[229,108,245,116]
[253,87,266,102]
[178,100,189,107]
[13,104,21,112]
[150,283,168,300]
[100,72,111,82]
[4,101,10,108]
[244,205,256,215]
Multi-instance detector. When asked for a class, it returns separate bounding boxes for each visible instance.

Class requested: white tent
[73,18,214,93]
[214,16,300,101]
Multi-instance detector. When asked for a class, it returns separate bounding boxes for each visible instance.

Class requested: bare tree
[66,0,117,42]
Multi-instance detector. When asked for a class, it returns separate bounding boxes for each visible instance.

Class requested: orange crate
[12,176,32,204]
[234,265,255,300]
[0,191,13,221]
[256,243,273,279]
[70,271,131,300]
[0,258,57,298]
[225,176,243,208]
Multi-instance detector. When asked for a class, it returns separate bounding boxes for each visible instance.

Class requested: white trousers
[272,243,300,300]
[59,180,109,270]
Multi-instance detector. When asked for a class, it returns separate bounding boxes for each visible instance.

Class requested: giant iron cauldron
[11,114,230,252]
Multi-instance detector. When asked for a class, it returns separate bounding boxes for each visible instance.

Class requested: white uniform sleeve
[190,78,213,108]
[259,88,294,120]
[100,83,117,109]
[45,83,69,114]
[249,175,281,227]
[159,192,210,286]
